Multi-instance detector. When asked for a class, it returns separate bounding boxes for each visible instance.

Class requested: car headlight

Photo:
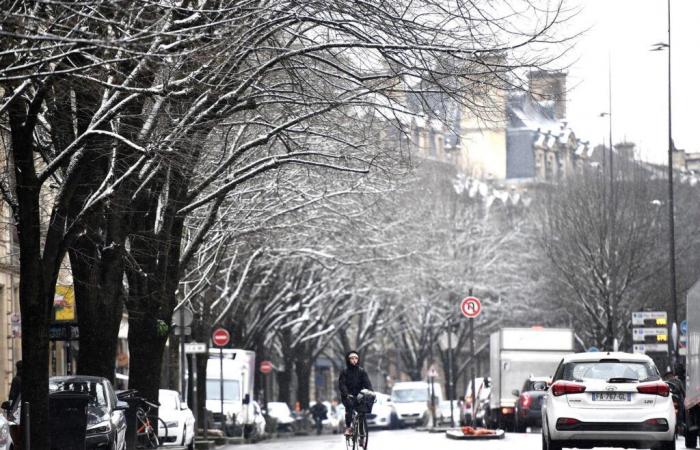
[164,420,179,428]
[86,421,111,435]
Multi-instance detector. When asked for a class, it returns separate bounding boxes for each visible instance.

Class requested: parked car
[366,393,398,429]
[0,415,10,450]
[513,376,550,432]
[49,376,127,450]
[437,400,460,427]
[542,352,675,450]
[266,402,296,432]
[157,389,195,449]
[463,377,490,425]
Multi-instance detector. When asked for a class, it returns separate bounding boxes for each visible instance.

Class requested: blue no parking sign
[681,320,688,335]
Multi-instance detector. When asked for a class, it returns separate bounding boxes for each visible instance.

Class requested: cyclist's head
[345,351,360,367]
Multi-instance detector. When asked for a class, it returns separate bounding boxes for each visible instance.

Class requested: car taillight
[644,418,668,426]
[637,382,670,397]
[519,393,532,409]
[551,381,586,396]
[556,418,580,426]
[501,407,514,415]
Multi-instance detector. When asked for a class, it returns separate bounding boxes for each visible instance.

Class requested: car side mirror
[533,382,547,392]
[180,402,189,410]
[243,394,250,405]
[511,389,520,397]
[483,379,491,388]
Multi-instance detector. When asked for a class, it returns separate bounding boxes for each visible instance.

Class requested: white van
[390,381,443,427]
[206,349,256,431]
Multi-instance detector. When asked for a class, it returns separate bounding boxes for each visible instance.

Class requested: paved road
[222,429,684,450]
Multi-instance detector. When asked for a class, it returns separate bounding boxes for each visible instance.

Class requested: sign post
[428,365,438,428]
[461,293,482,425]
[173,307,194,402]
[184,342,207,439]
[212,328,231,423]
[260,361,273,411]
[632,311,668,355]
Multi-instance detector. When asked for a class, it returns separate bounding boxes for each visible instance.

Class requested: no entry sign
[212,328,231,347]
[260,360,273,374]
[460,297,482,318]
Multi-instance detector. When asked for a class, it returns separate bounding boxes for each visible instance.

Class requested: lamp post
[651,0,679,365]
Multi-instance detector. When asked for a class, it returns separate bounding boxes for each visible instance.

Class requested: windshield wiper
[607,377,639,383]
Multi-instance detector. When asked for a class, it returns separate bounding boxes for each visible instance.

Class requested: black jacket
[310,402,328,420]
[338,351,373,398]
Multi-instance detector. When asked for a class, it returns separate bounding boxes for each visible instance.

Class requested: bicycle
[345,390,376,450]
[135,398,168,449]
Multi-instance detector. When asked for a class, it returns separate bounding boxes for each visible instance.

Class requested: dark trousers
[342,399,355,427]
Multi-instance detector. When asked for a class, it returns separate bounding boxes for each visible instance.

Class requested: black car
[50,376,127,450]
[513,376,550,432]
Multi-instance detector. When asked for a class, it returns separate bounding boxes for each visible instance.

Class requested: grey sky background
[565,0,700,163]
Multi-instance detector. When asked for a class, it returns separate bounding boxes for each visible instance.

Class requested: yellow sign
[656,334,668,342]
[656,318,667,326]
[53,285,76,322]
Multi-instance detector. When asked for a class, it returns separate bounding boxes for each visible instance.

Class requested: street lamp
[650,0,679,366]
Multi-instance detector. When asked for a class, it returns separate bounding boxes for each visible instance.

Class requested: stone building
[405,71,590,182]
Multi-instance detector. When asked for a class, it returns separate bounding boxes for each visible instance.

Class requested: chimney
[528,71,567,120]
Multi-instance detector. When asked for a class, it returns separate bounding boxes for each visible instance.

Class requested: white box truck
[206,349,256,434]
[685,281,700,448]
[486,327,573,430]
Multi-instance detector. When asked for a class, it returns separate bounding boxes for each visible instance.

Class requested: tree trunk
[71,238,124,381]
[10,99,52,450]
[277,369,292,404]
[294,356,312,410]
[196,353,208,429]
[127,314,168,403]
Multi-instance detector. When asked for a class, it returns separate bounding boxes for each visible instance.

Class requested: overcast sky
[565,0,700,163]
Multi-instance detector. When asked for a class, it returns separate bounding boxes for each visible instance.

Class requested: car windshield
[392,388,428,403]
[206,379,240,401]
[557,361,660,382]
[49,380,108,408]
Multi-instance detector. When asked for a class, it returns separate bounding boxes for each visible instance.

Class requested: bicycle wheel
[358,416,368,450]
[351,415,359,450]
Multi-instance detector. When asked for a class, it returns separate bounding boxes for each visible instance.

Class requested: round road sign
[212,328,230,347]
[460,297,482,318]
[260,360,273,374]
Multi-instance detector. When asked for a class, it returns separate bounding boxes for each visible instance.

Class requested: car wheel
[543,429,562,450]
[515,414,525,433]
[686,429,698,449]
[655,438,676,450]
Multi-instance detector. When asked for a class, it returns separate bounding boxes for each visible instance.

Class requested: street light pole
[652,0,679,366]
[665,0,679,364]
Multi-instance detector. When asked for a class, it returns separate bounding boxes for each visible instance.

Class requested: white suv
[542,352,675,450]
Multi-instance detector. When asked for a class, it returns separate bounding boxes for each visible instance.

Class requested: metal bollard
[23,402,30,450]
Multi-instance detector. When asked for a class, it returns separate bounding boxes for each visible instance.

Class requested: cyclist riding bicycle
[338,350,373,436]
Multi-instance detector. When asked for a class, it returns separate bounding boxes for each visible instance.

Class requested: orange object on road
[461,426,496,436]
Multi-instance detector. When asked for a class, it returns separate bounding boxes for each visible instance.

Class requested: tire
[515,414,526,433]
[686,429,698,449]
[543,430,562,450]
[656,439,676,450]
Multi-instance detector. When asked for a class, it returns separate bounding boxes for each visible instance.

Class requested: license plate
[592,392,631,401]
